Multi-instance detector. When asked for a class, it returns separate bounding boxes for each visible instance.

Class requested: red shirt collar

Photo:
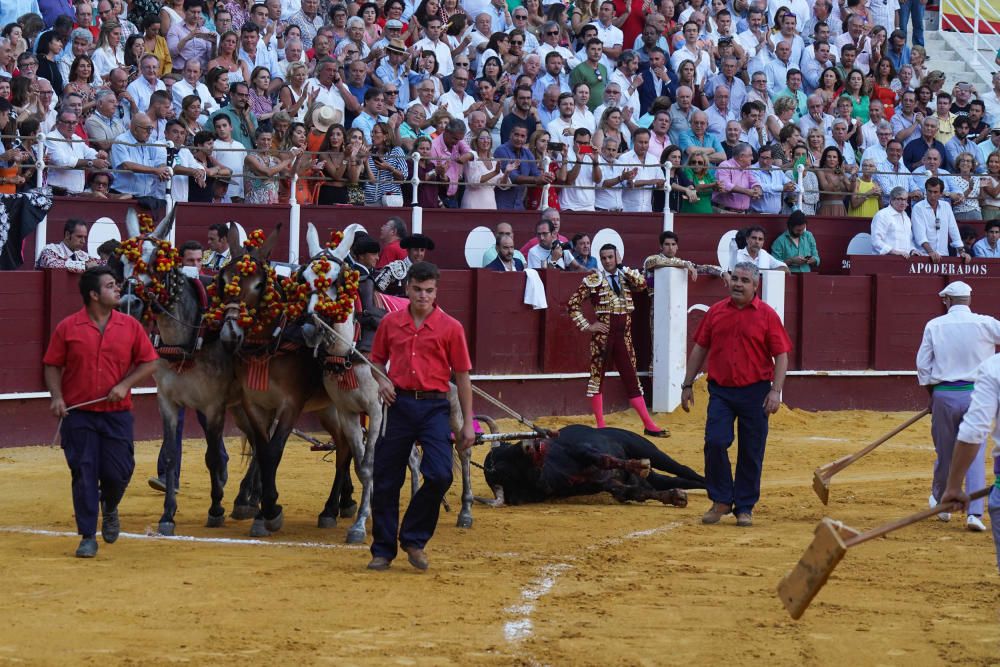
[726,295,761,310]
[71,307,124,330]
[405,303,441,330]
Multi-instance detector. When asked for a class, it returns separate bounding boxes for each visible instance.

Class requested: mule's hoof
[339,502,358,519]
[456,514,473,529]
[264,509,284,533]
[205,512,225,528]
[249,519,270,537]
[230,504,257,520]
[317,515,337,529]
[158,521,175,537]
[346,528,366,544]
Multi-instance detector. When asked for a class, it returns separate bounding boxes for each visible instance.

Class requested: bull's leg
[201,407,228,527]
[646,470,707,491]
[620,436,706,484]
[345,399,379,544]
[157,397,181,536]
[606,479,688,507]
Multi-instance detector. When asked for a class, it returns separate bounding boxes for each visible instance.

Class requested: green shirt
[680,169,715,214]
[770,229,819,273]
[569,62,608,111]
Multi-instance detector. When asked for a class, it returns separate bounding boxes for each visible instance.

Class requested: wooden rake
[777,486,990,619]
[812,408,930,504]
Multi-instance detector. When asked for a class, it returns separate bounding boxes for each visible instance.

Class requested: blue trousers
[930,389,986,516]
[990,485,1000,573]
[704,381,771,515]
[370,395,453,560]
[61,410,135,537]
[157,407,229,484]
[899,0,925,46]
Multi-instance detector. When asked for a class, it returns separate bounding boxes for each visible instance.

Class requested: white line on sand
[0,526,366,550]
[504,522,682,644]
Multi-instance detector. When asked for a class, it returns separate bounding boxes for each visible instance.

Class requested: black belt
[394,387,448,400]
[720,206,747,213]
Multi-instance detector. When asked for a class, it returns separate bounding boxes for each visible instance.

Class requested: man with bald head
[668,86,695,143]
[171,59,215,118]
[903,116,947,170]
[482,222,528,267]
[680,110,726,164]
[705,85,736,139]
[765,41,794,97]
[110,113,170,201]
[798,93,834,138]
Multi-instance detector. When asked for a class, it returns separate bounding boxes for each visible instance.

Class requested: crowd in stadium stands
[1,0,1000,224]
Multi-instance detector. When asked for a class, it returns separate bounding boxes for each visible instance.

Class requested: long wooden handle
[845,486,992,548]
[824,408,930,474]
[471,384,548,436]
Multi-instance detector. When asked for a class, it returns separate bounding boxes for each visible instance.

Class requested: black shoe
[76,536,98,558]
[403,545,429,571]
[101,507,120,543]
[367,556,391,571]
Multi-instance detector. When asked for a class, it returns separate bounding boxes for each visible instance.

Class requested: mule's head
[116,208,177,322]
[215,225,282,353]
[300,222,364,352]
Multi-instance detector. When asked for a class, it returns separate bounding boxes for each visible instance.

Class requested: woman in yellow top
[141,15,173,77]
[849,158,883,218]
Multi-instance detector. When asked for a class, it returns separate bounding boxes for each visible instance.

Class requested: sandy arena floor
[1,380,997,666]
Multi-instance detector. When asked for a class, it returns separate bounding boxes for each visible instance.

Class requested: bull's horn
[306,222,322,259]
[125,209,140,239]
[151,205,175,240]
[473,485,505,507]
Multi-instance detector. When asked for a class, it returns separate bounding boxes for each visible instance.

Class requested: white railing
[937,0,1000,78]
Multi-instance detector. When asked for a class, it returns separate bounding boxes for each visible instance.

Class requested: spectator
[680,153,716,214]
[363,122,406,205]
[619,128,663,212]
[430,117,473,208]
[849,158,883,217]
[376,217,408,268]
[85,89,129,151]
[570,232,597,271]
[911,177,967,262]
[815,146,854,217]
[972,220,1000,258]
[37,218,98,271]
[951,152,983,221]
[680,110,725,165]
[206,81,257,149]
[732,225,789,273]
[306,57,360,121]
[560,129,601,212]
[495,123,548,210]
[484,235,524,271]
[461,128,507,209]
[125,53,165,112]
[520,208,567,256]
[526,218,567,269]
[750,144,796,214]
[874,139,911,207]
[569,38,608,112]
[209,113,246,201]
[983,151,1000,221]
[45,110,109,195]
[595,137,634,212]
[770,210,819,272]
[910,149,960,205]
[933,92,956,145]
[110,112,169,203]
[482,222,527,267]
[203,222,231,272]
[712,142,761,213]
[903,115,946,170]
[861,120,894,165]
[945,116,979,173]
[871,186,915,256]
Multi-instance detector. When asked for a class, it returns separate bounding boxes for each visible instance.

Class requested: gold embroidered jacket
[567,268,646,331]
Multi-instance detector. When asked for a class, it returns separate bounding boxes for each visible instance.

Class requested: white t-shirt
[559,151,599,211]
[212,138,246,200]
[169,147,204,203]
[45,134,97,193]
[595,157,624,210]
[619,149,661,212]
[305,78,347,117]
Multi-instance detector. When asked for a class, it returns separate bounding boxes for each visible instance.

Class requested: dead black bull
[481,425,707,507]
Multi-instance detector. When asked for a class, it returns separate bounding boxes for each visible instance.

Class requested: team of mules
[115,210,478,542]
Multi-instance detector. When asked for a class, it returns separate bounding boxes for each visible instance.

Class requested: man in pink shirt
[712,143,762,213]
[430,117,474,208]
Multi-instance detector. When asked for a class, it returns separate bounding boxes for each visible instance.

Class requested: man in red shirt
[43,267,159,558]
[367,261,475,572]
[680,261,790,527]
[375,216,409,268]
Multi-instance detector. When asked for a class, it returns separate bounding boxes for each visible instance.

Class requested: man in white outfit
[871,187,915,256]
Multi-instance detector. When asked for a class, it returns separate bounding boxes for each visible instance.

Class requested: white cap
[939,281,972,298]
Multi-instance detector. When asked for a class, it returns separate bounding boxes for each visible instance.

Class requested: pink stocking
[629,396,661,432]
[591,394,606,428]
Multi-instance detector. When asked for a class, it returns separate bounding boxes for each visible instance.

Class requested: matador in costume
[567,243,669,437]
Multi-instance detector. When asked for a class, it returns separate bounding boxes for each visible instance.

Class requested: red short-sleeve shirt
[376,241,408,268]
[370,305,472,393]
[43,308,159,412]
[694,296,792,388]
